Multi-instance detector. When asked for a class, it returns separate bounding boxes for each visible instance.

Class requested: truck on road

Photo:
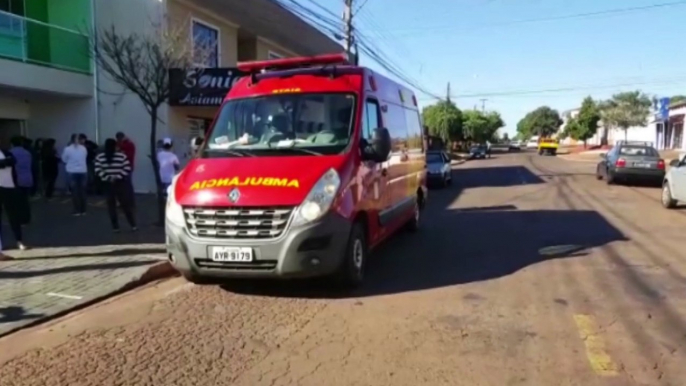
[537,138,559,156]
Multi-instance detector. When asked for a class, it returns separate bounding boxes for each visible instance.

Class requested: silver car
[661,153,686,209]
[426,151,452,188]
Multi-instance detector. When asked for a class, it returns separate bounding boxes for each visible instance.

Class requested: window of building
[0,0,24,33]
[191,19,219,67]
[268,51,283,60]
[0,0,24,16]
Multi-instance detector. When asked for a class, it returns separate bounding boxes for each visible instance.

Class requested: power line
[353,0,370,15]
[356,38,442,100]
[417,76,686,100]
[277,1,439,100]
[275,0,342,36]
[376,0,686,36]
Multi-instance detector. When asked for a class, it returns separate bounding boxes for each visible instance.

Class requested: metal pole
[90,0,101,144]
[343,0,353,56]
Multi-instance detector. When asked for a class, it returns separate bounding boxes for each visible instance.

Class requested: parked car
[509,141,521,151]
[526,139,539,149]
[596,143,665,185]
[426,150,452,187]
[661,153,686,208]
[469,145,489,159]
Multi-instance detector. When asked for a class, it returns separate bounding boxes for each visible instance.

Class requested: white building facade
[556,103,685,150]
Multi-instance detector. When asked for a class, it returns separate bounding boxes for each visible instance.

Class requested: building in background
[557,108,580,146]
[1,0,341,193]
[0,0,93,146]
[658,101,685,150]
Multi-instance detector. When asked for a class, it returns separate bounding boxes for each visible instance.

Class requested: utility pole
[446,82,451,103]
[480,98,487,112]
[343,0,354,58]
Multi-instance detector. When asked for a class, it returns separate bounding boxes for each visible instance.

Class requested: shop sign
[655,97,670,121]
[169,68,246,106]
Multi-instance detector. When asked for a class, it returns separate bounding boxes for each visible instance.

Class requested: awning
[193,0,342,57]
[669,114,684,125]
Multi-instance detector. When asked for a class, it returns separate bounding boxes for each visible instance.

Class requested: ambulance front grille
[183,206,295,239]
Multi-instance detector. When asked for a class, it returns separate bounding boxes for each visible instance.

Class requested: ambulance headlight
[292,168,340,226]
[166,176,185,227]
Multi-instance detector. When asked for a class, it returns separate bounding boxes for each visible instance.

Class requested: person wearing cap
[157,138,180,198]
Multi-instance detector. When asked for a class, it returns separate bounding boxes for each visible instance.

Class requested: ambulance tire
[335,222,367,288]
[406,197,421,233]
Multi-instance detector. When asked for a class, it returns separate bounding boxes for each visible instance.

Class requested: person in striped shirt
[94,138,137,232]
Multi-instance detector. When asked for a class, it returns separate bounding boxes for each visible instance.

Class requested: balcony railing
[0,10,91,74]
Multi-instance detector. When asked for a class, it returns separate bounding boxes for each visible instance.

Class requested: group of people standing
[0,132,145,260]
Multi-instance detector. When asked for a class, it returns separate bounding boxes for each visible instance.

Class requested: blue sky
[309,0,686,135]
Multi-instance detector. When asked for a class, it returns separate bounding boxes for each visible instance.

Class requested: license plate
[633,162,651,168]
[211,247,253,262]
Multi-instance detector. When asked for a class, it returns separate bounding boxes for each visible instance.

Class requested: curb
[450,159,466,166]
[0,260,177,338]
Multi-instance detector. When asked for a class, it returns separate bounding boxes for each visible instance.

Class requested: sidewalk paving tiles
[0,194,171,337]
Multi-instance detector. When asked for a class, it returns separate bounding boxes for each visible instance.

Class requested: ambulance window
[405,108,423,150]
[363,99,381,140]
[385,103,408,153]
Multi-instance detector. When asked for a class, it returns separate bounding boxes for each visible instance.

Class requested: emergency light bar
[237,53,351,73]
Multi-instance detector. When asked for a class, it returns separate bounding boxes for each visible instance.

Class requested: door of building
[0,118,25,145]
[673,123,684,150]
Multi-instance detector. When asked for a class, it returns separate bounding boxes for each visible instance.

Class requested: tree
[422,100,463,144]
[461,109,489,142]
[566,96,600,148]
[516,106,563,139]
[501,132,510,142]
[91,20,213,224]
[671,95,686,104]
[485,111,505,141]
[461,110,504,143]
[600,91,652,141]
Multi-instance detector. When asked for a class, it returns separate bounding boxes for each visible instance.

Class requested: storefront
[167,67,245,162]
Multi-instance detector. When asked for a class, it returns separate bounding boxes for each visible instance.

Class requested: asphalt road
[1,151,686,386]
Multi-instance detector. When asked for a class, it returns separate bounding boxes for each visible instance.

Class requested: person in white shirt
[157,138,180,197]
[61,134,89,216]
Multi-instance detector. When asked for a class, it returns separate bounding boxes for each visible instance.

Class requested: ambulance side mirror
[370,127,391,162]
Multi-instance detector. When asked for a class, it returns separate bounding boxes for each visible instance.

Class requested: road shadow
[0,306,44,325]
[3,194,164,249]
[452,165,545,189]
[221,205,627,299]
[615,180,663,188]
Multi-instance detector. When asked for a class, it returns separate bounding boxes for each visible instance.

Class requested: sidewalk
[0,194,172,337]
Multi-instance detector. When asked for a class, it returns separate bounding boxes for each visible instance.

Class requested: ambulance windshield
[202,93,356,157]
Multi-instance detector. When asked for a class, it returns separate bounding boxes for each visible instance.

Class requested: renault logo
[228,188,241,203]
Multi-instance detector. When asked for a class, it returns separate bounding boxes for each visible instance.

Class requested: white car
[526,139,539,149]
[662,153,686,208]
